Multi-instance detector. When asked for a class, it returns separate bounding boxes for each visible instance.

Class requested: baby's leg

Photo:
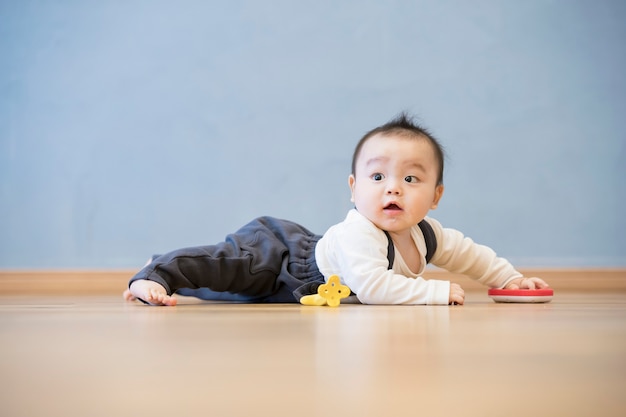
[127,280,178,306]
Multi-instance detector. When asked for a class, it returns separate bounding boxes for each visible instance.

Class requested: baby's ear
[431,185,444,209]
[348,175,356,202]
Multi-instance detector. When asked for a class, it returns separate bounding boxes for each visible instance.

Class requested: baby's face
[349,133,443,234]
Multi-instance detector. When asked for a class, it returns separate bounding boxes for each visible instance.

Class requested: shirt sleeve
[318,216,450,305]
[426,217,522,288]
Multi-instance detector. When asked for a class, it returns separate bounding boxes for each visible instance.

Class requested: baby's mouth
[384,203,402,211]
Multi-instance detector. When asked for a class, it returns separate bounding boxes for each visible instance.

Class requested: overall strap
[384,220,438,269]
[418,220,437,263]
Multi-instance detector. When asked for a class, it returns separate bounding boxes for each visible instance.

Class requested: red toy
[488,288,554,303]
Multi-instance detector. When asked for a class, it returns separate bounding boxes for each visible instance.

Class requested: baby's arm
[504,276,549,290]
[427,218,552,290]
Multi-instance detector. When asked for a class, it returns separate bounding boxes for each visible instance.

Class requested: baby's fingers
[528,277,549,289]
[449,283,465,305]
[517,277,550,290]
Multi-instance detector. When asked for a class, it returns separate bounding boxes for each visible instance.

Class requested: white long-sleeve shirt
[315,209,522,305]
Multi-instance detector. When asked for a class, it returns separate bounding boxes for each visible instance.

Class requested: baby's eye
[371,173,385,181]
[404,175,419,183]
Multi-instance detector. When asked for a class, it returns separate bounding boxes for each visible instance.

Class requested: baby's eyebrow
[365,156,389,166]
[407,161,427,172]
[364,157,428,173]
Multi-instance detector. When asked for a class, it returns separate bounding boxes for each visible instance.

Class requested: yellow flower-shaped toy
[300,275,351,307]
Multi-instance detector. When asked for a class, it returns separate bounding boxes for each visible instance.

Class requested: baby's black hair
[351,112,446,185]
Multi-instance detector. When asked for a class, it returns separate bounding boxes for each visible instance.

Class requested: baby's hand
[449,283,465,305]
[505,277,550,290]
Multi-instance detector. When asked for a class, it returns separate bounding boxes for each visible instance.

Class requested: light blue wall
[1,0,624,269]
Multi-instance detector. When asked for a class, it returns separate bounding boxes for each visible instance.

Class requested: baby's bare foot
[123,289,136,302]
[128,280,177,306]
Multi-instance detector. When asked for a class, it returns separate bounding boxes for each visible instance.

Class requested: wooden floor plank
[0,293,625,417]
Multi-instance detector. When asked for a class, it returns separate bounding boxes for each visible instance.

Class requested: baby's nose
[385,182,401,194]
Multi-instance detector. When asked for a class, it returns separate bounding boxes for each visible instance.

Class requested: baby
[125,113,548,306]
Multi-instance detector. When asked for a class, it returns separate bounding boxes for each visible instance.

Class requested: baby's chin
[371,218,415,234]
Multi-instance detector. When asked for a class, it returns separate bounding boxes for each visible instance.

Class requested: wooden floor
[1,292,625,417]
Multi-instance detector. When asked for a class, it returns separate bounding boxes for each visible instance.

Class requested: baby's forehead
[351,123,445,185]
[357,133,435,160]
